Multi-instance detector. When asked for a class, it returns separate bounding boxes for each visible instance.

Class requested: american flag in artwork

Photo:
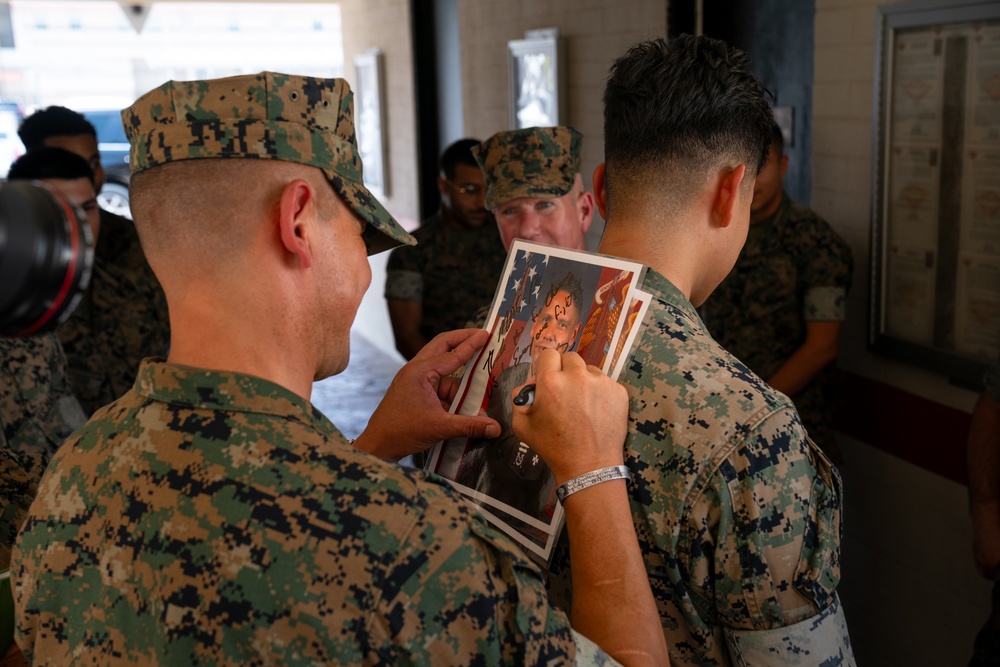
[493,250,549,342]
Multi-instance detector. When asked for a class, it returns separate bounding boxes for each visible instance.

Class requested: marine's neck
[165,283,316,400]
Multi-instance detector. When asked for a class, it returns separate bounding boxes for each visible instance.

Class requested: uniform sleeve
[685,406,851,664]
[365,493,578,665]
[795,215,853,322]
[384,244,425,302]
[0,449,47,571]
[724,594,854,666]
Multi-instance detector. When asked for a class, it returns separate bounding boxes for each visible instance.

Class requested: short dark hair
[18,106,97,150]
[7,146,95,186]
[602,35,772,213]
[439,138,481,181]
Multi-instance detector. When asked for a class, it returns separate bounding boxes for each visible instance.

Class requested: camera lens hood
[0,180,94,337]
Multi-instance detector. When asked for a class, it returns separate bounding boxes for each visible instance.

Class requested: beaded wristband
[556,465,631,502]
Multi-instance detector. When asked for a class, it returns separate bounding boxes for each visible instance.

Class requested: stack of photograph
[427,239,651,563]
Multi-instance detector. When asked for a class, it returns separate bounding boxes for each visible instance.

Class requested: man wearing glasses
[385,139,506,360]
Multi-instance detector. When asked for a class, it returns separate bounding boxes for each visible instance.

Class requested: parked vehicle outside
[81,109,132,219]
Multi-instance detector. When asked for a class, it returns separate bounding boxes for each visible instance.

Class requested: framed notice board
[870,0,1000,388]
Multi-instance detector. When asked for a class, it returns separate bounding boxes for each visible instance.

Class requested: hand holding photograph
[426,240,649,562]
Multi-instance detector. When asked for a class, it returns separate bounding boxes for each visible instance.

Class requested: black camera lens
[0,181,94,337]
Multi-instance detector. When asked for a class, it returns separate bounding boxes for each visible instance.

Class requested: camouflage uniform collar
[133,359,333,429]
[639,268,701,324]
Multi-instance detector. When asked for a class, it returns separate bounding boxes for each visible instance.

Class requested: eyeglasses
[445,180,483,196]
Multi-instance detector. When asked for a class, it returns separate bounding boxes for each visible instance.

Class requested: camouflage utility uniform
[13,361,616,664]
[97,208,170,349]
[57,255,169,417]
[0,334,85,458]
[552,268,853,666]
[700,193,853,462]
[0,333,84,569]
[385,210,506,340]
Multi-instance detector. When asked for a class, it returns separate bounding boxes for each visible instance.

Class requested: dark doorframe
[411,0,441,222]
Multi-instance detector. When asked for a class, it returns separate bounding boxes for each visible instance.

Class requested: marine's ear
[712,164,748,229]
[277,178,316,269]
[592,162,608,219]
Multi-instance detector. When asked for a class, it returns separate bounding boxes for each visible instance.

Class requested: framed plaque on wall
[870,0,1000,387]
[507,29,565,130]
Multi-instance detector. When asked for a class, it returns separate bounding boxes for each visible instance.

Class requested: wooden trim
[834,370,972,485]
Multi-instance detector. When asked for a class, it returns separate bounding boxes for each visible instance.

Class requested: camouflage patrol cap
[121,71,414,255]
[472,126,582,211]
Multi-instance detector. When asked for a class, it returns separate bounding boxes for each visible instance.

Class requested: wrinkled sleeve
[571,630,622,666]
[685,406,850,665]
[366,492,578,665]
[725,593,854,666]
[798,218,853,322]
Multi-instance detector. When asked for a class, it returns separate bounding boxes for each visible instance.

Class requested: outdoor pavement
[311,330,404,440]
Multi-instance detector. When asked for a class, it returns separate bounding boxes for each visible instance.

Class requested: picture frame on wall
[870,0,1000,389]
[507,29,565,130]
[354,48,387,198]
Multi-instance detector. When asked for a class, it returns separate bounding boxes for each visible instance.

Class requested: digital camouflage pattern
[57,257,168,416]
[0,448,47,571]
[549,269,853,666]
[473,127,582,211]
[96,208,170,360]
[121,71,414,256]
[0,333,85,458]
[12,361,620,666]
[699,194,853,462]
[0,333,81,571]
[385,210,507,340]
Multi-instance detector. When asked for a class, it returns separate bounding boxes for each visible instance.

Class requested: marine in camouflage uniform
[473,126,593,252]
[13,71,637,665]
[15,361,595,664]
[16,106,170,414]
[56,254,168,416]
[385,139,506,359]
[553,35,854,664]
[700,196,853,463]
[0,333,84,570]
[550,268,852,666]
[385,211,506,345]
[462,126,593,330]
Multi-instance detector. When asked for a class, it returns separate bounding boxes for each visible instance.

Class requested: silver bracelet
[556,465,631,502]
